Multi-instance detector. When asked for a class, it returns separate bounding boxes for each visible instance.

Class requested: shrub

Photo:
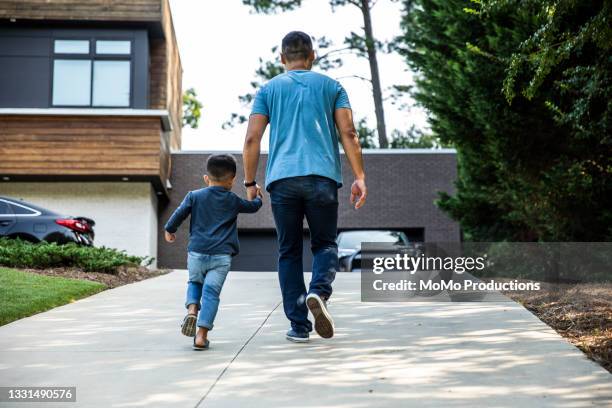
[0,238,153,273]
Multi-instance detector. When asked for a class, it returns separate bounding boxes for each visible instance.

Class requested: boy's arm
[236,195,263,214]
[164,192,193,233]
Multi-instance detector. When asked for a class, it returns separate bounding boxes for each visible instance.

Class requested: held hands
[246,184,263,201]
[350,178,367,210]
[165,231,176,243]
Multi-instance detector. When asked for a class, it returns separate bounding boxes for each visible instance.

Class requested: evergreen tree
[396,0,611,241]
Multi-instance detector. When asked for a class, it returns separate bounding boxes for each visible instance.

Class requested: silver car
[336,230,410,272]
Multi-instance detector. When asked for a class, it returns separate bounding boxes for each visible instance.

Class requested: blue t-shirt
[250,70,351,190]
[164,186,262,256]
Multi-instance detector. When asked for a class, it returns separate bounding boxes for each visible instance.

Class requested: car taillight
[56,219,91,233]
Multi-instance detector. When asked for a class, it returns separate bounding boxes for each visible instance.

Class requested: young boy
[164,154,262,350]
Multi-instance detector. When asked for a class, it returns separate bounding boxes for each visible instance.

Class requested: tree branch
[336,74,372,83]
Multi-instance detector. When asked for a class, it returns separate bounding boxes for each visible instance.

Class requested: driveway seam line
[194,300,282,408]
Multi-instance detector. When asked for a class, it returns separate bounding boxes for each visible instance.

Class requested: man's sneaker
[286,329,310,343]
[306,293,334,339]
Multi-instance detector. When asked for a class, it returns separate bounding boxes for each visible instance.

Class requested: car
[0,196,95,246]
[336,230,414,272]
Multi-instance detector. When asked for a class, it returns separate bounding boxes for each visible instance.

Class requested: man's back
[251,70,351,190]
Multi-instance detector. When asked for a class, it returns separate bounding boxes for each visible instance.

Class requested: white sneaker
[306,293,334,338]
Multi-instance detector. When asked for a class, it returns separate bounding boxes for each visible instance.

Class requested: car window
[10,203,38,215]
[338,231,408,249]
[0,201,12,215]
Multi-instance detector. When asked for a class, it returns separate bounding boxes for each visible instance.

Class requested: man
[243,31,367,343]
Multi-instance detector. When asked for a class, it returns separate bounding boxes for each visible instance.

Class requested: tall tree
[238,0,391,147]
[396,0,611,241]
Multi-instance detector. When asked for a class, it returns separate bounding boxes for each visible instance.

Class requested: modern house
[0,0,182,265]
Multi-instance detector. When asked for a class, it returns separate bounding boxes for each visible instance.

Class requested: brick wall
[158,150,460,269]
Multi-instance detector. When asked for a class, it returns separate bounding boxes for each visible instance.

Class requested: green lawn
[0,268,106,326]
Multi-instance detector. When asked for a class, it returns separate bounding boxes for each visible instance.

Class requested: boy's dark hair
[281,31,313,62]
[206,154,237,181]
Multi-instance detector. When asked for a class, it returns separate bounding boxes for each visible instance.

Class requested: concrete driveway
[0,271,610,407]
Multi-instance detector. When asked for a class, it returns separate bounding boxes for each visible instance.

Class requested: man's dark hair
[206,154,237,181]
[282,31,313,62]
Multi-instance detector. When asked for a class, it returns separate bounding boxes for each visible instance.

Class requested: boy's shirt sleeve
[236,196,263,214]
[164,192,193,233]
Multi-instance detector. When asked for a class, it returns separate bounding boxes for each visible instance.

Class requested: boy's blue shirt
[250,70,351,190]
[164,186,262,256]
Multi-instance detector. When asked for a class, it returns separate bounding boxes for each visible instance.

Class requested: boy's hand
[165,231,176,243]
[256,186,263,199]
[246,184,261,200]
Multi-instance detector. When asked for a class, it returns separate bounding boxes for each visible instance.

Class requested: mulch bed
[504,283,612,373]
[22,266,169,289]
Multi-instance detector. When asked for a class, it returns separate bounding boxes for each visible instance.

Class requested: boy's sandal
[193,338,210,351]
[181,314,197,337]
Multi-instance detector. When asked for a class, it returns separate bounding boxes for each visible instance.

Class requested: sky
[168,0,428,151]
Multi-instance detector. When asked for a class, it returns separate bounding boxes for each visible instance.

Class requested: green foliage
[0,267,105,325]
[355,118,378,148]
[241,0,302,13]
[0,238,152,273]
[390,126,450,148]
[182,88,203,129]
[397,0,611,241]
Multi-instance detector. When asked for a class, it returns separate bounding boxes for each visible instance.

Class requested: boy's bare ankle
[195,327,209,344]
[187,304,198,315]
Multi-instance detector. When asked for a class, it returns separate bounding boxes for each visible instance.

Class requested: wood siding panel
[0,0,163,22]
[0,116,166,179]
[162,0,182,150]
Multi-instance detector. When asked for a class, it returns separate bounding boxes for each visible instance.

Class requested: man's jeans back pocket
[313,177,338,206]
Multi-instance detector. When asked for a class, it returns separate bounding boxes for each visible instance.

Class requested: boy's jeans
[185,252,231,330]
[269,175,338,334]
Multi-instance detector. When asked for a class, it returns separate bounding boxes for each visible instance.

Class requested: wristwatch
[243,180,257,188]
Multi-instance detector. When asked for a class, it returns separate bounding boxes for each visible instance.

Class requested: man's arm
[243,114,268,200]
[334,108,367,209]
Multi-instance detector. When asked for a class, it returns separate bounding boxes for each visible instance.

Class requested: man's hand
[350,179,367,209]
[165,231,176,243]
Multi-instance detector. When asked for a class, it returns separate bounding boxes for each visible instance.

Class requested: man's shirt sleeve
[164,192,193,233]
[251,86,269,116]
[334,82,351,110]
[236,196,263,214]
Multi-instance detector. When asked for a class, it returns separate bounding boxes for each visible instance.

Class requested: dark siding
[158,151,461,270]
[0,32,50,107]
[0,26,149,108]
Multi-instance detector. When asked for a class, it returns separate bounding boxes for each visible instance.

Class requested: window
[0,201,11,215]
[93,61,130,106]
[96,40,130,55]
[52,39,132,107]
[9,203,39,216]
[54,40,89,54]
[53,60,92,106]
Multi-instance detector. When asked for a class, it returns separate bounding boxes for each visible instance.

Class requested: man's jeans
[185,252,231,330]
[269,176,338,334]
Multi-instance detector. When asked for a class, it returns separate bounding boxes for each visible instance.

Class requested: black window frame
[50,37,134,108]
